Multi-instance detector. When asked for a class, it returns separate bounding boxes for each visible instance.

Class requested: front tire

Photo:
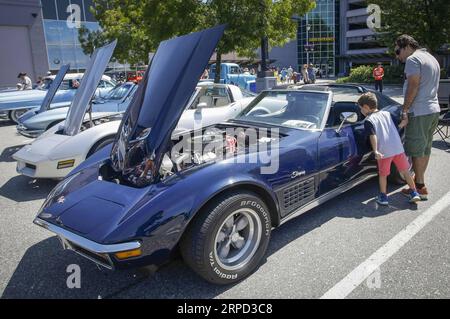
[9,109,28,123]
[180,191,272,285]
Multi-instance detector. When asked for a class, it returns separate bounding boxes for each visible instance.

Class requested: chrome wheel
[214,208,262,271]
[9,109,28,123]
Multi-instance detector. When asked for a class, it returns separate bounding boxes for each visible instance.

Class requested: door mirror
[336,112,358,133]
[340,111,358,124]
[196,102,208,110]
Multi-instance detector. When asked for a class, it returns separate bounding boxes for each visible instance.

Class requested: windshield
[235,90,330,130]
[241,88,257,98]
[230,66,240,74]
[104,83,133,100]
[41,78,81,90]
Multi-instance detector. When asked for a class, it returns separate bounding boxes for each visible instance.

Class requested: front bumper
[13,150,78,179]
[16,124,44,138]
[34,217,141,270]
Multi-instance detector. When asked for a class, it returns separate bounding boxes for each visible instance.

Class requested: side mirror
[196,102,207,110]
[340,111,358,123]
[336,112,358,133]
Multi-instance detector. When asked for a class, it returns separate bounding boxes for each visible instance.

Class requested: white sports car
[13,46,255,179]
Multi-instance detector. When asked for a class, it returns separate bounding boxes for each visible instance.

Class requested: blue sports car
[34,26,405,284]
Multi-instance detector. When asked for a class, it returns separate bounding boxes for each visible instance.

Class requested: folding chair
[434,111,450,147]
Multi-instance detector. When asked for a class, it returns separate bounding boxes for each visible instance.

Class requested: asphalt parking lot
[1,92,449,299]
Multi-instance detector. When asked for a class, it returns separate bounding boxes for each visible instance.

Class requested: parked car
[0,72,116,123]
[16,82,138,138]
[209,63,256,92]
[32,26,404,285]
[13,42,255,179]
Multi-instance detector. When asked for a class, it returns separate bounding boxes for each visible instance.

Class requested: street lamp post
[306,13,311,66]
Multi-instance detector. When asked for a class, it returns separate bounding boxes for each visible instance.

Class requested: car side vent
[282,178,315,211]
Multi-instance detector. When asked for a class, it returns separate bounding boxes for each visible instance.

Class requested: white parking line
[321,190,450,299]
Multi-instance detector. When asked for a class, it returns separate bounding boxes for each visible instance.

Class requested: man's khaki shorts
[404,113,440,157]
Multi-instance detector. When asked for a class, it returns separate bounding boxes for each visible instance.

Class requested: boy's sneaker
[376,193,389,206]
[408,190,421,203]
[401,186,428,200]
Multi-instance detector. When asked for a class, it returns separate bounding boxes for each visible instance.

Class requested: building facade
[297,0,340,77]
[41,0,100,71]
[0,0,101,88]
[338,0,390,76]
[270,0,393,77]
[0,0,49,87]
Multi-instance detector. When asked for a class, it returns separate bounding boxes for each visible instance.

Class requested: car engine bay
[103,124,282,188]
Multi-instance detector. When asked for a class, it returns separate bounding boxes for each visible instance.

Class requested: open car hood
[39,64,70,113]
[63,41,117,136]
[110,25,225,187]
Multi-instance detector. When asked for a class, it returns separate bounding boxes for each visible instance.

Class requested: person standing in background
[373,62,384,93]
[287,66,293,84]
[301,64,309,84]
[395,34,441,200]
[17,72,32,90]
[308,64,316,84]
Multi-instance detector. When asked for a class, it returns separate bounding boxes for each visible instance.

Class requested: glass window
[190,85,231,109]
[47,45,63,70]
[61,45,77,66]
[59,22,77,45]
[74,46,90,69]
[104,84,132,100]
[229,66,240,74]
[103,80,115,89]
[43,20,62,45]
[237,91,330,130]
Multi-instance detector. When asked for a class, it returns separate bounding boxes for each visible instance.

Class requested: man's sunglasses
[395,48,402,56]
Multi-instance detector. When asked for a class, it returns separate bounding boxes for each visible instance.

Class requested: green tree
[203,0,315,82]
[79,0,315,82]
[79,0,206,65]
[369,0,450,53]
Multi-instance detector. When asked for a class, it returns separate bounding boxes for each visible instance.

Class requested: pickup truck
[208,63,256,92]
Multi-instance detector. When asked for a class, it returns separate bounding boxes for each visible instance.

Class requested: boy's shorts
[377,153,410,177]
[404,113,440,157]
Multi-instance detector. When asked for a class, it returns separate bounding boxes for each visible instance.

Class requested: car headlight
[37,172,80,216]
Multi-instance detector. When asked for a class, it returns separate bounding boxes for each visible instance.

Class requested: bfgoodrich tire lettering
[180,191,271,285]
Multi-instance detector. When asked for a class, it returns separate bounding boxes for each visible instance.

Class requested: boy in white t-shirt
[357,92,421,206]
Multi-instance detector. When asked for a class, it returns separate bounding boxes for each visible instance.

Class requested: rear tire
[180,191,272,285]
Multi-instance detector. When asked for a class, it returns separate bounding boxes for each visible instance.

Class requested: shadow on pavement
[2,179,419,298]
[1,237,230,299]
[0,176,57,202]
[1,237,152,299]
[266,179,417,257]
[0,119,14,127]
[432,140,450,152]
[0,144,26,163]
